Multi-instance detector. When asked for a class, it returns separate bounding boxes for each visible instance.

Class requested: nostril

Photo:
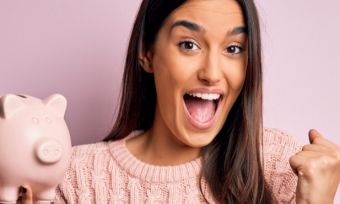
[197,71,221,86]
[32,117,39,124]
[43,149,49,156]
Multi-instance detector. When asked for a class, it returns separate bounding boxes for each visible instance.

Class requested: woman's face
[144,0,247,147]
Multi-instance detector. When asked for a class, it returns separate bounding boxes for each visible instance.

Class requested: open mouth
[183,92,222,128]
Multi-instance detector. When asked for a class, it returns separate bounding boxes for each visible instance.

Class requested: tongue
[184,96,216,123]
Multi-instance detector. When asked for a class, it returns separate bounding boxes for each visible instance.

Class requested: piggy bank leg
[0,185,19,203]
[34,201,54,204]
[34,188,56,203]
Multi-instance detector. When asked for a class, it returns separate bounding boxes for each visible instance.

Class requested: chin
[179,128,220,148]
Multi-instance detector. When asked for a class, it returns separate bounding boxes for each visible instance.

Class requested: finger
[309,129,322,143]
[290,150,324,170]
[308,129,337,148]
[294,150,324,160]
[289,154,306,176]
[289,153,322,178]
[302,144,330,153]
[19,185,33,204]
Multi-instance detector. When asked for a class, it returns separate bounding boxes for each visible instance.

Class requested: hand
[289,129,340,204]
[17,185,33,204]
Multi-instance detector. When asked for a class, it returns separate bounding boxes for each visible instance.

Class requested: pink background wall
[0,0,141,145]
[257,1,340,200]
[0,0,339,200]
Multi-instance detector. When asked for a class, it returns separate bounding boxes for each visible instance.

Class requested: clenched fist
[290,129,340,204]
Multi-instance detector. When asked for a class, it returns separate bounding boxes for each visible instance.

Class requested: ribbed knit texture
[55,128,302,204]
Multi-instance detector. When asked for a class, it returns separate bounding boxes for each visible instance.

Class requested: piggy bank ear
[44,94,67,118]
[0,94,24,119]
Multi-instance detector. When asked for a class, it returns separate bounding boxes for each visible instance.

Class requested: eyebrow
[170,20,248,36]
[170,20,204,32]
[228,26,248,36]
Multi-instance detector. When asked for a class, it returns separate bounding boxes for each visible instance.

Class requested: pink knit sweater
[55,128,302,203]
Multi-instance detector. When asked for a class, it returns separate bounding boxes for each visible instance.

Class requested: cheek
[151,53,183,115]
[224,59,247,94]
[152,49,195,90]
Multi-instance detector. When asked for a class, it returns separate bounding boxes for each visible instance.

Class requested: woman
[20,0,340,203]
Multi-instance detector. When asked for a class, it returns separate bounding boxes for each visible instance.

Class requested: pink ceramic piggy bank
[0,94,72,203]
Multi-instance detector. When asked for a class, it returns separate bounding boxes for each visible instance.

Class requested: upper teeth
[188,93,221,100]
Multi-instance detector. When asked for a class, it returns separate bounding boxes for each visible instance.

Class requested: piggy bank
[0,94,72,203]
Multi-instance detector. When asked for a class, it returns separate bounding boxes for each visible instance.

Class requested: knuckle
[335,149,340,161]
[303,165,315,176]
[288,156,295,164]
[302,145,308,151]
[329,150,340,165]
[317,155,338,170]
[320,155,332,166]
[306,159,316,169]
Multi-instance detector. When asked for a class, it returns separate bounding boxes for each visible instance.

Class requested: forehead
[166,0,245,29]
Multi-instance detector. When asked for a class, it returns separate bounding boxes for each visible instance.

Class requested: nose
[197,51,222,85]
[35,140,63,164]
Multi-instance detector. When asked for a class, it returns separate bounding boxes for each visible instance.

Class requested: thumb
[18,185,33,204]
[308,129,322,144]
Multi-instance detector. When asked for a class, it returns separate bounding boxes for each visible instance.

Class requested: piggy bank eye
[32,117,39,125]
[16,94,27,99]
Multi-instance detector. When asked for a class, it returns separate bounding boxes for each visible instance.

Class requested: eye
[225,45,244,54]
[177,40,200,51]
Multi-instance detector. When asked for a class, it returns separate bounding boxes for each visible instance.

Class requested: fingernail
[309,129,319,136]
[19,186,27,194]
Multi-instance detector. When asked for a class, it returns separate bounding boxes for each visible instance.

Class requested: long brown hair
[104,0,274,203]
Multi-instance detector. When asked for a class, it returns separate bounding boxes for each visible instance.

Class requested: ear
[0,94,24,119]
[44,94,67,118]
[139,48,154,73]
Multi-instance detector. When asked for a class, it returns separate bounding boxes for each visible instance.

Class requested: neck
[126,106,201,166]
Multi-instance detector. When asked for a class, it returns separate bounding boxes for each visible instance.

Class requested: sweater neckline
[108,131,202,183]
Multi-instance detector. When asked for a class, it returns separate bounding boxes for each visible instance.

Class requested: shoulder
[262,128,303,203]
[263,128,302,156]
[70,142,111,162]
[61,141,113,172]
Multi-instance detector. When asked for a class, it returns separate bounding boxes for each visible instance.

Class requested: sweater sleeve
[263,128,303,204]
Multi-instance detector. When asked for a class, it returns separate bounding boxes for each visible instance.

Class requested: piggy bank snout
[35,140,63,164]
